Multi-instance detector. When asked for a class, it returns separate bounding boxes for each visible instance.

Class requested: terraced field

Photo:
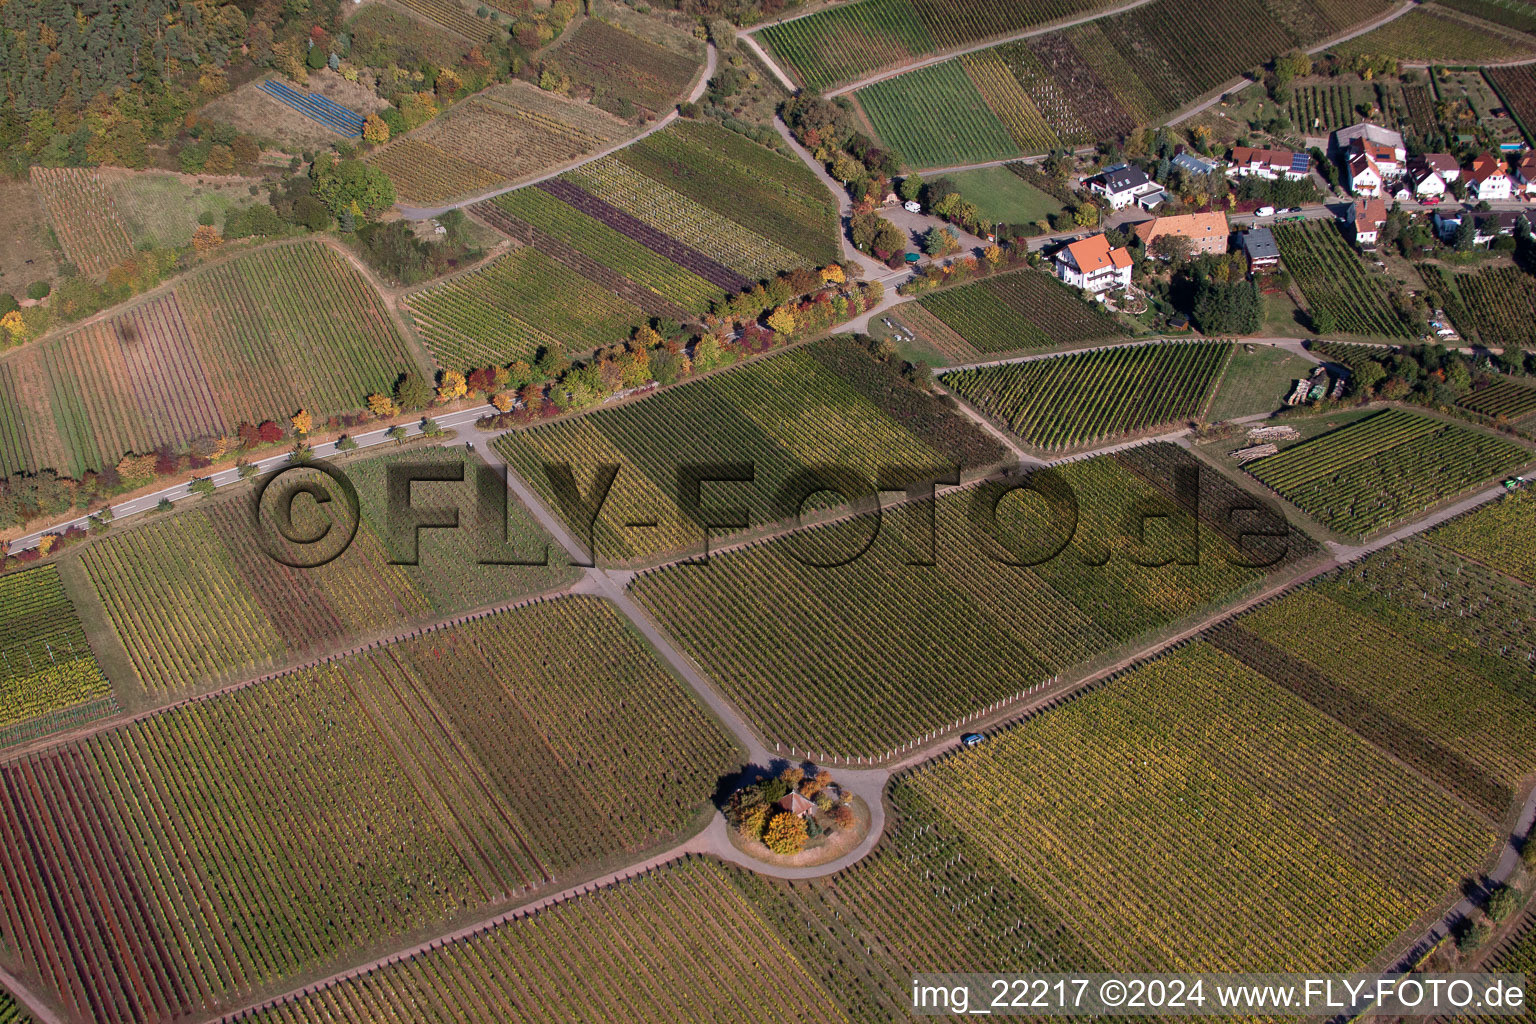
[0,242,420,479]
[0,595,742,1024]
[915,269,1129,354]
[368,83,631,204]
[942,342,1232,450]
[406,246,646,367]
[0,565,116,748]
[77,449,578,693]
[1246,409,1530,536]
[495,336,1008,565]
[632,443,1314,756]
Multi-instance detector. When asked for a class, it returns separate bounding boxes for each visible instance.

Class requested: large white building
[1084,163,1167,210]
[1055,233,1133,297]
[1468,152,1514,201]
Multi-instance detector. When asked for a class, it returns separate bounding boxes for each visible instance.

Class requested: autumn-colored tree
[37,535,57,556]
[736,804,769,842]
[831,803,855,828]
[437,369,468,402]
[766,306,797,336]
[763,811,808,855]
[801,769,833,798]
[257,420,284,444]
[290,409,313,436]
[367,392,399,418]
[492,391,516,412]
[362,114,390,144]
[190,225,223,253]
[0,310,29,345]
[231,135,261,166]
[519,383,545,412]
[779,766,805,787]
[116,453,157,485]
[819,263,846,284]
[633,324,663,350]
[466,367,497,395]
[620,349,651,388]
[984,244,1003,265]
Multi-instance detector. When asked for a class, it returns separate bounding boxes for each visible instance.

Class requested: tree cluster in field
[726,766,853,856]
[1311,342,1536,424]
[897,245,1026,297]
[351,211,485,286]
[781,93,900,203]
[1135,250,1262,335]
[472,269,883,426]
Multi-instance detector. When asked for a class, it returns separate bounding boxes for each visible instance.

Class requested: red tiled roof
[1065,233,1130,272]
[1351,198,1387,228]
[1133,212,1228,245]
[1231,145,1294,168]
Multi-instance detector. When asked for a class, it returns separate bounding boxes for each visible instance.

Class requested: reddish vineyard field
[552,19,701,118]
[0,596,741,1024]
[28,166,135,275]
[0,242,420,477]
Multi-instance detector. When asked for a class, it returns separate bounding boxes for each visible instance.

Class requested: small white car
[1256,206,1276,218]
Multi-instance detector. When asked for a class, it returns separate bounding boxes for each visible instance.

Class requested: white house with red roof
[1347,150,1384,196]
[1228,146,1308,181]
[1346,198,1388,249]
[1405,154,1456,198]
[1055,234,1132,296]
[1517,153,1536,197]
[1467,153,1513,201]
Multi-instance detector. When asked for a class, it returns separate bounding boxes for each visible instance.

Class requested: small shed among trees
[778,791,817,818]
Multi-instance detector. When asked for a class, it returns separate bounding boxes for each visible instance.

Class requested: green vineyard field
[915,269,1128,353]
[0,565,115,747]
[1246,408,1531,536]
[495,336,1008,564]
[632,443,1315,756]
[1276,222,1413,338]
[942,342,1231,450]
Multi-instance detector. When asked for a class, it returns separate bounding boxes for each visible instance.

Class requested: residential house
[1171,150,1219,176]
[1433,208,1527,245]
[1517,152,1536,197]
[1055,233,1133,296]
[1347,150,1384,196]
[1085,162,1167,210]
[1332,124,1406,164]
[1133,211,1230,256]
[1238,227,1281,272]
[1228,146,1308,181]
[1405,154,1456,198]
[1467,153,1513,201]
[1346,198,1387,249]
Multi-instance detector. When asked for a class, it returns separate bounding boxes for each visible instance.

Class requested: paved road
[395,43,717,219]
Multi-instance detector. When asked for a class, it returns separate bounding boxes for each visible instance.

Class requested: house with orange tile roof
[1133,212,1229,256]
[1055,233,1132,296]
[1467,153,1513,201]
